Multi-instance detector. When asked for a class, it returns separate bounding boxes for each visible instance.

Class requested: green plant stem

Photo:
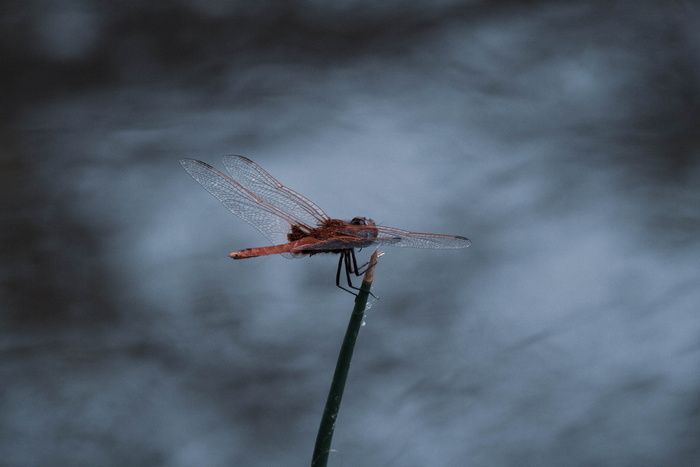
[311,249,379,467]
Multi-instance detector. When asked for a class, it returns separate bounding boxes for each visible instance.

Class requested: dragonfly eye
[350,217,375,226]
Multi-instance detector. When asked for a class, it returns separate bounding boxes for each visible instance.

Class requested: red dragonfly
[181,156,470,294]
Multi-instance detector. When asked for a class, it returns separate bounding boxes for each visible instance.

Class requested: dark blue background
[2,1,700,465]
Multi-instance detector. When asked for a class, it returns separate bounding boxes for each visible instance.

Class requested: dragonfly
[180,156,471,294]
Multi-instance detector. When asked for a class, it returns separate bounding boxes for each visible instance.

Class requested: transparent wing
[372,225,471,249]
[180,158,315,253]
[222,156,329,228]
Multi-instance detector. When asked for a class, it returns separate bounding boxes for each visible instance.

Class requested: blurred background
[2,1,700,465]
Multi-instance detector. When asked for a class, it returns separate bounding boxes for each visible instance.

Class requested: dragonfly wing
[222,156,330,228]
[373,226,471,249]
[181,158,295,248]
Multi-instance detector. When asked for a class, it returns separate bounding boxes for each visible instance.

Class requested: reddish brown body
[230,217,379,259]
[230,237,319,259]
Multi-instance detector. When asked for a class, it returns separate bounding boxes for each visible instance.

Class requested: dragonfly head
[350,217,375,227]
[349,217,378,240]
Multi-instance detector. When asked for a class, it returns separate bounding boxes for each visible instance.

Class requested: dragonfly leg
[334,250,378,299]
[335,251,360,296]
[352,250,380,276]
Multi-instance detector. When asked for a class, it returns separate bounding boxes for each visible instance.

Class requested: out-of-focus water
[2,1,700,465]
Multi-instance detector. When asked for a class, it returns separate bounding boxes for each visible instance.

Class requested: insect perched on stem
[181,156,470,294]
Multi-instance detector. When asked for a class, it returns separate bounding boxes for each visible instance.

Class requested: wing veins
[181,159,305,246]
[222,156,329,228]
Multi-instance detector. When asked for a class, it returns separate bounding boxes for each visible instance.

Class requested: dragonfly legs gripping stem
[335,250,378,299]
